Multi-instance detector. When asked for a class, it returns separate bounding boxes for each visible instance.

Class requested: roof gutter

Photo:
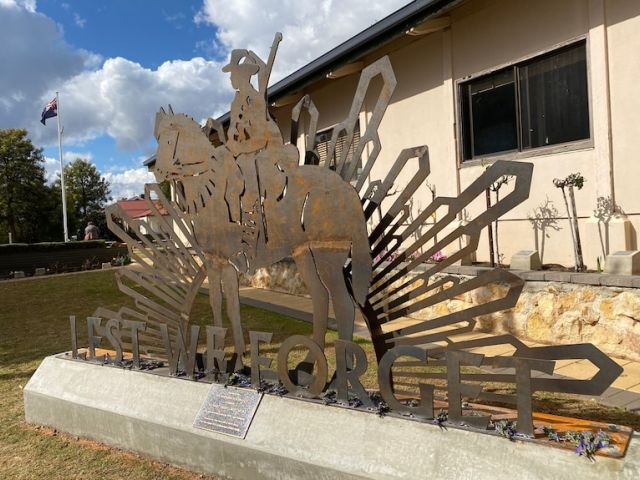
[146,0,459,167]
[216,0,459,124]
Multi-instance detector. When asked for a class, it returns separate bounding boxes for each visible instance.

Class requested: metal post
[56,92,69,242]
[485,188,495,267]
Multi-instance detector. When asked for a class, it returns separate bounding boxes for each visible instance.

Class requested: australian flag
[40,97,57,125]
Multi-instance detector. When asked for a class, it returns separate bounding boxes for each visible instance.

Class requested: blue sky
[38,1,224,67]
[35,0,223,197]
[0,0,409,199]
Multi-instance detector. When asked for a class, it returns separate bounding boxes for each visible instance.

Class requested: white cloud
[73,12,86,28]
[44,156,60,184]
[63,150,93,162]
[0,0,36,12]
[43,152,94,185]
[3,0,410,154]
[195,0,410,83]
[0,1,100,143]
[164,11,186,29]
[45,154,153,200]
[45,0,410,150]
[103,167,155,200]
[52,56,233,149]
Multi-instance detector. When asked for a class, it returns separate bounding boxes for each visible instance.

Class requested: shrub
[0,240,106,254]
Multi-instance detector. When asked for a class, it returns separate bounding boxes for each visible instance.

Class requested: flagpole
[56,92,69,242]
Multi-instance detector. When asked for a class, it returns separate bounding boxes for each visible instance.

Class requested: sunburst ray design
[93,48,622,432]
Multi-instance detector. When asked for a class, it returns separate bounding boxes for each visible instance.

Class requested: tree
[0,129,54,242]
[489,175,511,267]
[158,180,172,200]
[553,173,586,272]
[57,159,111,235]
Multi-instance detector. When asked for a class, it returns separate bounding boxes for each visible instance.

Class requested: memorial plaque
[193,384,262,439]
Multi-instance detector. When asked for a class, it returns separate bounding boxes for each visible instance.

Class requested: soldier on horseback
[152,33,371,366]
[218,34,299,273]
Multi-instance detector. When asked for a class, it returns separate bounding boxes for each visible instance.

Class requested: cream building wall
[271,0,640,269]
[607,0,640,251]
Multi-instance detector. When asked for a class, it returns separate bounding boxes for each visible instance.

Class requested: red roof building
[115,199,168,219]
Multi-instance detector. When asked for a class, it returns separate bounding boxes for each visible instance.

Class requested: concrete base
[25,356,640,480]
[510,250,542,270]
[605,250,640,275]
[584,215,634,268]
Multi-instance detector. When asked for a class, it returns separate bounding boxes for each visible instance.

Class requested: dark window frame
[456,38,593,165]
[315,120,361,172]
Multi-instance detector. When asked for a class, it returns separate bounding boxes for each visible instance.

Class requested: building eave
[145,0,460,168]
[144,154,156,168]
[216,0,460,124]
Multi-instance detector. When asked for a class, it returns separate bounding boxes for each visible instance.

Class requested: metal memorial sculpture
[152,106,371,354]
[70,34,631,454]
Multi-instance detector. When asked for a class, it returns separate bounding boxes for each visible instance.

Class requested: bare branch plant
[553,173,585,272]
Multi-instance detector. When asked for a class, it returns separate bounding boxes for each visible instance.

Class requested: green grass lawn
[0,270,221,480]
[0,270,639,479]
[0,269,362,480]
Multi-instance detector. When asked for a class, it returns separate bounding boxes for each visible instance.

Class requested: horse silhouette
[152,108,371,362]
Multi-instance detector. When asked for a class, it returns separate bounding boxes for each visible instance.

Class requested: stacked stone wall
[242,260,640,361]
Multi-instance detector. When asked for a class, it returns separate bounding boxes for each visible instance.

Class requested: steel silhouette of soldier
[223,50,279,156]
[215,35,299,272]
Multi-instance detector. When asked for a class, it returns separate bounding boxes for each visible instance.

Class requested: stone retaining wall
[411,276,640,362]
[240,258,306,295]
[243,260,640,362]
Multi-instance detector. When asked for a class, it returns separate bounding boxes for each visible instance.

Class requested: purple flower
[429,251,447,262]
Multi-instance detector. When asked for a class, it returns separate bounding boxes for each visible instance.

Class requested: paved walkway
[238,286,640,412]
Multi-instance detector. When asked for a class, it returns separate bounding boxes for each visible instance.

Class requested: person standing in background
[84,221,100,240]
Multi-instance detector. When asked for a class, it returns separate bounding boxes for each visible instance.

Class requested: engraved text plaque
[193,384,262,439]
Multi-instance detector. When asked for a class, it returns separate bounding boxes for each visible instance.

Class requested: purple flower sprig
[567,430,611,460]
[322,389,337,405]
[432,409,448,429]
[429,251,447,263]
[139,359,164,371]
[375,400,390,417]
[368,392,390,417]
[321,390,364,408]
[542,427,612,460]
[224,372,252,388]
[543,426,561,442]
[258,381,288,396]
[494,420,518,440]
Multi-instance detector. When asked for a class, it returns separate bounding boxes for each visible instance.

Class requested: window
[460,41,589,161]
[315,121,361,171]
